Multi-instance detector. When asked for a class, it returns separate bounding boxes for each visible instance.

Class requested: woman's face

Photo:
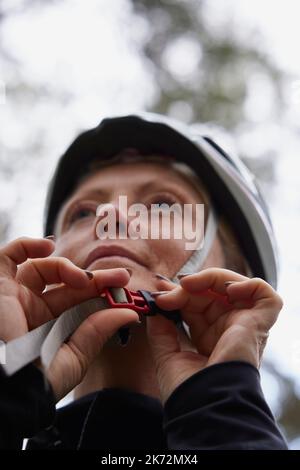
[53,161,225,292]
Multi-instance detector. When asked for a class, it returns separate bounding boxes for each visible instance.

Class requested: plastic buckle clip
[102,287,151,316]
[102,287,182,324]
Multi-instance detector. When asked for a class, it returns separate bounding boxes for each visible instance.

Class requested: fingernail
[125,268,132,276]
[45,235,56,241]
[151,291,170,297]
[85,270,94,280]
[154,273,171,281]
[177,273,191,279]
[224,281,237,286]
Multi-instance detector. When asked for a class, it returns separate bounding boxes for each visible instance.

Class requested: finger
[68,307,139,360]
[42,268,131,318]
[153,271,237,330]
[153,274,176,290]
[47,307,139,401]
[225,278,283,317]
[153,279,231,335]
[0,237,55,277]
[226,277,277,302]
[152,284,220,329]
[151,285,190,310]
[17,256,94,294]
[179,268,249,295]
[153,288,223,350]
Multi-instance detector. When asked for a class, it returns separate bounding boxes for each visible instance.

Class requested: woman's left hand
[146,268,283,404]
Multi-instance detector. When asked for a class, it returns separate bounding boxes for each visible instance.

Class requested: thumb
[68,307,140,360]
[47,307,139,401]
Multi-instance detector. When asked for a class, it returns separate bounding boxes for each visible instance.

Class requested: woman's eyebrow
[77,182,186,199]
[140,180,177,192]
[139,180,194,198]
[73,188,109,200]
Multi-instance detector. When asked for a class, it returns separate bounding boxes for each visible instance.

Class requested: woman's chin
[88,257,157,291]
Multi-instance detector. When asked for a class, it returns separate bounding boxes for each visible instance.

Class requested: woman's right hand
[0,237,139,401]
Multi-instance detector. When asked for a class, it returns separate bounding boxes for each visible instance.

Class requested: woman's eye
[74,209,94,219]
[149,196,178,208]
[68,205,96,225]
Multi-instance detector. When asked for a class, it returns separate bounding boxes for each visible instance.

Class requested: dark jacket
[0,361,288,450]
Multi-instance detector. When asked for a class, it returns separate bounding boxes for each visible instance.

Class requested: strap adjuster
[102,287,182,324]
[102,287,151,315]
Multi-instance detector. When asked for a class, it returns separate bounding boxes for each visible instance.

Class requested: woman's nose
[92,202,129,240]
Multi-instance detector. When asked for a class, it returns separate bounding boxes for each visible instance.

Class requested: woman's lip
[86,255,140,270]
[84,245,146,269]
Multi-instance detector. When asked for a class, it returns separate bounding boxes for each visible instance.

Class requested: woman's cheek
[147,238,191,276]
[53,232,87,266]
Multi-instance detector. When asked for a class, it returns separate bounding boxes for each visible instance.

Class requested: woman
[0,113,287,449]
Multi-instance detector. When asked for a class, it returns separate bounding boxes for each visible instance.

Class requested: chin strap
[172,207,218,283]
[171,207,218,339]
[0,288,181,377]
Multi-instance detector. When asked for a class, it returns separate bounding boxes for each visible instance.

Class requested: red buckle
[101,287,151,315]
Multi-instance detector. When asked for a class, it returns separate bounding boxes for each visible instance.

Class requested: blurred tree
[129,0,284,129]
